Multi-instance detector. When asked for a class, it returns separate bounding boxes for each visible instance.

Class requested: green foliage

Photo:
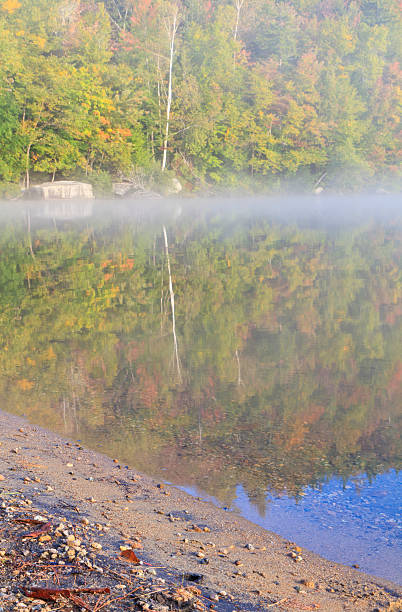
[87,170,113,197]
[0,0,400,193]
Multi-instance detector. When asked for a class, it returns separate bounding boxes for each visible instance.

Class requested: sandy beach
[0,410,400,611]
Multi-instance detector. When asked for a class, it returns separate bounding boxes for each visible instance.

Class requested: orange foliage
[1,0,21,14]
[17,379,34,391]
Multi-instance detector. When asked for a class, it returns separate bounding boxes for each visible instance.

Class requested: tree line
[0,0,401,196]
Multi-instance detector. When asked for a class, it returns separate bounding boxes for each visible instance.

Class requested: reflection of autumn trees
[0,211,401,505]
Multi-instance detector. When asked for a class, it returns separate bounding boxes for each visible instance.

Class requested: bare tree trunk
[163,225,182,383]
[26,143,32,189]
[233,0,245,40]
[162,6,179,172]
[233,0,245,66]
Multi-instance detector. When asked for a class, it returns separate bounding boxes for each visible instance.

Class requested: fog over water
[0,194,401,582]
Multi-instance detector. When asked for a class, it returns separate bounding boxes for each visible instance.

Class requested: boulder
[112,182,134,197]
[112,182,162,199]
[25,181,94,200]
[167,178,182,194]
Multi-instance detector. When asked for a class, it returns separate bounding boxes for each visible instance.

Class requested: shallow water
[0,196,400,582]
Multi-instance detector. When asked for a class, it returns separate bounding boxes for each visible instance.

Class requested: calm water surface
[0,196,401,582]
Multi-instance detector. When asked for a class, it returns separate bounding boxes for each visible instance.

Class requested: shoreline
[0,410,401,611]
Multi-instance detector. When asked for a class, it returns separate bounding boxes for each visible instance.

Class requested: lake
[0,195,400,582]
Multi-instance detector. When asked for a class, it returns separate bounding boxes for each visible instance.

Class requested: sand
[0,410,400,611]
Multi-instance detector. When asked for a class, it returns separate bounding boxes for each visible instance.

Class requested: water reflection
[0,197,401,578]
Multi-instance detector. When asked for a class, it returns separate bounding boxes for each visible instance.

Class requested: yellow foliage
[33,36,46,49]
[1,0,21,13]
[46,346,56,360]
[26,357,36,366]
[17,379,34,391]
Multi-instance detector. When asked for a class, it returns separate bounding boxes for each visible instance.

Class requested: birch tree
[161,2,180,171]
[233,0,245,41]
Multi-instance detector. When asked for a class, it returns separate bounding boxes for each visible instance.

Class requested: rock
[300,579,315,588]
[38,535,52,543]
[112,182,135,197]
[112,183,162,199]
[167,178,182,195]
[25,181,94,200]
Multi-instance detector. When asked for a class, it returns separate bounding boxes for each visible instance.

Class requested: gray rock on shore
[24,181,94,200]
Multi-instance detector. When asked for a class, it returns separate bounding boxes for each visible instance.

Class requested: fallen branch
[24,586,111,601]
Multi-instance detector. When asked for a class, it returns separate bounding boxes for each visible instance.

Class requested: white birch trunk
[234,0,245,41]
[162,7,179,172]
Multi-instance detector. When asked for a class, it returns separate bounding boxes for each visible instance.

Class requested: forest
[0,205,400,505]
[0,0,401,197]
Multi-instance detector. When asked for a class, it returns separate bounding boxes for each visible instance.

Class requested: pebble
[301,579,315,588]
[38,535,51,543]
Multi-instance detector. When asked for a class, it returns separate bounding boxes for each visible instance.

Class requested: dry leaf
[120,548,140,563]
[24,522,52,538]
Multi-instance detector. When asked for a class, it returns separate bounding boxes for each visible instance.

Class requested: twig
[93,587,141,611]
[266,597,290,608]
[144,587,170,597]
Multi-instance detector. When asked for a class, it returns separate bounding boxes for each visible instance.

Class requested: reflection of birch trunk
[62,397,67,431]
[160,258,164,336]
[235,349,244,386]
[163,225,182,383]
[26,210,35,260]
